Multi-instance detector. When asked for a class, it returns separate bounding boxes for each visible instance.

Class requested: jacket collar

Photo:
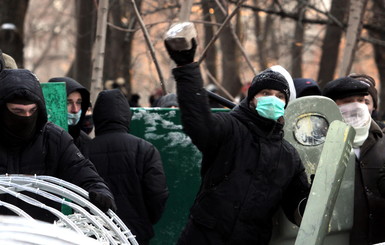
[361,119,383,156]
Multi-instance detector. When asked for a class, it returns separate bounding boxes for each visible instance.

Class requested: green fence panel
[41,82,73,215]
[41,82,68,131]
[130,108,228,245]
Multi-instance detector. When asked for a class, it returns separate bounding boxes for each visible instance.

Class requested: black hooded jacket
[48,77,91,151]
[0,69,113,221]
[173,63,309,245]
[83,89,169,244]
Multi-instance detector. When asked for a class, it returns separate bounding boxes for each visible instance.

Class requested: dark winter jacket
[84,89,169,245]
[0,69,113,222]
[48,77,91,151]
[173,63,310,245]
[354,120,385,245]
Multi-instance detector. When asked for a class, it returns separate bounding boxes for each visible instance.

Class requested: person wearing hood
[0,69,116,222]
[323,77,385,245]
[48,77,92,151]
[164,39,310,244]
[83,89,169,245]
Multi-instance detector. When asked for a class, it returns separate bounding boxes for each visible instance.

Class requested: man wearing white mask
[323,77,385,245]
[48,77,92,152]
[348,73,385,129]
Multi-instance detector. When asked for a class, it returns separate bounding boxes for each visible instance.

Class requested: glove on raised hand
[89,191,117,213]
[164,38,197,67]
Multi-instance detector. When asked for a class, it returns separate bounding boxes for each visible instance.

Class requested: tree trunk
[317,0,349,88]
[253,0,268,70]
[122,0,142,98]
[0,0,29,67]
[369,0,385,120]
[70,0,97,90]
[291,0,308,78]
[111,0,143,98]
[93,0,142,100]
[215,3,242,98]
[103,0,129,93]
[90,0,109,104]
[202,0,217,80]
[339,0,368,77]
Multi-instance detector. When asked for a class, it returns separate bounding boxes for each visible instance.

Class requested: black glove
[89,191,117,213]
[164,38,197,66]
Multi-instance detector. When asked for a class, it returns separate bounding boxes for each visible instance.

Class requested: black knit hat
[247,69,290,107]
[323,77,369,101]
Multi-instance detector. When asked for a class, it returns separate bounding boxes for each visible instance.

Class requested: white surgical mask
[68,109,82,126]
[339,102,370,148]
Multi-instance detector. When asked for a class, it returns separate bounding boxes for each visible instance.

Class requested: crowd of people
[1,29,385,245]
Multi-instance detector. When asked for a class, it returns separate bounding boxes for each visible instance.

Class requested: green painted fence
[130,108,228,245]
[41,83,203,242]
[41,82,73,215]
[41,82,68,131]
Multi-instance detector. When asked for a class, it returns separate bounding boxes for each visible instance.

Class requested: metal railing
[0,174,139,245]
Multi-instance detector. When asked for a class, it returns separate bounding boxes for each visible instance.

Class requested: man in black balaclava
[0,69,116,222]
[1,98,38,149]
[48,77,92,150]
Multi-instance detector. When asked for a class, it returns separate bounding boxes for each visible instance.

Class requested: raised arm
[165,38,228,152]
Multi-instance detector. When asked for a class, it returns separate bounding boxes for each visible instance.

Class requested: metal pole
[205,89,236,109]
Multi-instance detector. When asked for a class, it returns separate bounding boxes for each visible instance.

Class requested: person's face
[67,91,82,114]
[6,103,38,117]
[335,95,365,106]
[253,89,286,107]
[364,95,374,115]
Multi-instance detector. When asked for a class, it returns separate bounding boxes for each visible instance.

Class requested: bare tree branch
[214,0,257,75]
[129,0,167,95]
[361,36,385,46]
[198,0,246,64]
[205,68,236,101]
[229,1,385,35]
[339,0,368,76]
[107,19,222,34]
[107,0,385,38]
